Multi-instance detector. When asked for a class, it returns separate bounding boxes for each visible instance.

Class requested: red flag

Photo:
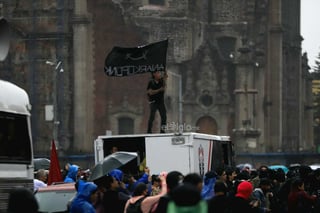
[47,140,63,185]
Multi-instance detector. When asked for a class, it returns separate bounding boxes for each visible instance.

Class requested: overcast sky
[301,0,320,69]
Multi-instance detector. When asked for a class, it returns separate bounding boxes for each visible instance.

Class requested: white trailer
[94,132,233,175]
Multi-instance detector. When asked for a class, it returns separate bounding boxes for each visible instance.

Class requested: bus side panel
[0,177,33,210]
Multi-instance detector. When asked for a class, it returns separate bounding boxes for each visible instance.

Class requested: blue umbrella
[268,165,289,174]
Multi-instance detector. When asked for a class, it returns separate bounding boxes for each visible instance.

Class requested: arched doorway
[196,116,218,134]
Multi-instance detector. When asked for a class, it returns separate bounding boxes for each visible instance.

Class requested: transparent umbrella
[89,151,138,181]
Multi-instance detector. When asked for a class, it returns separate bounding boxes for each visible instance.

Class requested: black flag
[104,39,168,77]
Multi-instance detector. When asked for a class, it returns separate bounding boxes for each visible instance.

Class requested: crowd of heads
[10,162,320,213]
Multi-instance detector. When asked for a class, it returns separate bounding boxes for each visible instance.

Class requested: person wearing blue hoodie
[201,170,217,200]
[70,181,98,213]
[124,167,151,195]
[108,169,131,201]
[64,164,80,183]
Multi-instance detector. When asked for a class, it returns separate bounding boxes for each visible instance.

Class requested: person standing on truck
[147,70,168,133]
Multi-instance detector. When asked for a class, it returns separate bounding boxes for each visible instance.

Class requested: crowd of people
[9,163,320,213]
[70,164,320,213]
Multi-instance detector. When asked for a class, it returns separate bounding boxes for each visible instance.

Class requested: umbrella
[90,151,138,181]
[34,158,51,170]
[236,163,253,171]
[268,165,289,174]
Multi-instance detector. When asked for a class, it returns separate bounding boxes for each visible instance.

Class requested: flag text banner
[104,39,168,77]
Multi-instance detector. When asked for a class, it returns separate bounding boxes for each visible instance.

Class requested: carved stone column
[266,0,283,152]
[72,1,94,152]
[233,42,261,153]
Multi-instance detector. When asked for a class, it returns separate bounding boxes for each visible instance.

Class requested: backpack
[126,196,146,213]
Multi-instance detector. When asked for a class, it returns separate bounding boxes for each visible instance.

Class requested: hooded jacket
[64,164,79,183]
[236,181,253,200]
[201,176,216,200]
[108,169,123,182]
[70,182,97,213]
[229,181,259,213]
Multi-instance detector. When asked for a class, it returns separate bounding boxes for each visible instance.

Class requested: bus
[0,79,34,211]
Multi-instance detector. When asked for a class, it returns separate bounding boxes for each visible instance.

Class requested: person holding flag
[147,70,168,133]
[103,39,169,133]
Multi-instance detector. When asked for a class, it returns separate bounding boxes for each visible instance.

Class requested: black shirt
[207,195,229,213]
[147,78,165,103]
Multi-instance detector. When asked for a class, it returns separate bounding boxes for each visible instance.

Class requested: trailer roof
[97,132,230,141]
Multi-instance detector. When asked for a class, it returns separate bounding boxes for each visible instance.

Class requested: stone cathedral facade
[0,0,315,166]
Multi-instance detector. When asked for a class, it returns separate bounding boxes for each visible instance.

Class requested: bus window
[0,112,32,163]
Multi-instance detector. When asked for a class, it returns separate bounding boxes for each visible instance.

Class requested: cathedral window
[199,90,213,107]
[118,117,134,134]
[149,0,165,6]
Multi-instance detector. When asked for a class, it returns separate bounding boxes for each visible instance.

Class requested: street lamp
[46,60,64,72]
[45,60,64,148]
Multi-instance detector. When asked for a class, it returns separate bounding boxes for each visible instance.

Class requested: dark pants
[147,101,167,133]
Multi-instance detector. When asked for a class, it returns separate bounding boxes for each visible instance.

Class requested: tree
[312,50,320,79]
[312,49,320,153]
